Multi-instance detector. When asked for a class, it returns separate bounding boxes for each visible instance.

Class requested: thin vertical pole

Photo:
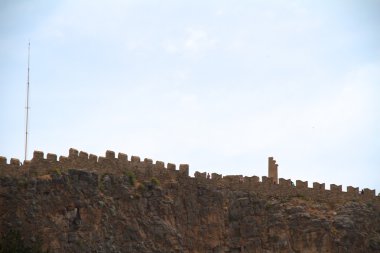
[24,41,30,161]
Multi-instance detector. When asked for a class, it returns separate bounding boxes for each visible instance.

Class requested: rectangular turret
[268,157,278,184]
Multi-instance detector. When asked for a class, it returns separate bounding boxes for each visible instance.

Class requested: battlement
[0,148,190,181]
[0,149,377,202]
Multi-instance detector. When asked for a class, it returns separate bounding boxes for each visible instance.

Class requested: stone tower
[268,157,278,184]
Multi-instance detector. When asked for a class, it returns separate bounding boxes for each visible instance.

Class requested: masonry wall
[0,148,189,184]
[268,157,278,184]
[0,149,378,203]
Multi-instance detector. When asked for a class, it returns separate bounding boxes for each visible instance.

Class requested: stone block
[118,153,128,161]
[194,171,207,179]
[167,163,176,171]
[155,161,165,168]
[211,173,222,180]
[262,176,273,184]
[59,156,68,162]
[0,156,6,165]
[79,151,89,160]
[98,157,106,164]
[89,154,98,163]
[363,188,375,197]
[347,186,359,194]
[105,150,115,159]
[330,184,342,192]
[33,151,44,160]
[10,158,20,166]
[47,153,57,161]
[131,156,140,163]
[69,148,79,158]
[224,175,243,183]
[144,158,153,164]
[296,180,308,189]
[279,178,292,186]
[179,164,189,176]
[313,182,325,190]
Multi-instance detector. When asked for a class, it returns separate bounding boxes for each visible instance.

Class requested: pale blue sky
[1,0,379,193]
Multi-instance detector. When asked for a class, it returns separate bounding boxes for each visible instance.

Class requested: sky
[0,0,379,193]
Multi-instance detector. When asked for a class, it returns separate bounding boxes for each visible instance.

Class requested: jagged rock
[0,169,379,253]
[333,215,354,229]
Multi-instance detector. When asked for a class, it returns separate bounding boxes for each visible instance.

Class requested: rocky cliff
[1,167,380,253]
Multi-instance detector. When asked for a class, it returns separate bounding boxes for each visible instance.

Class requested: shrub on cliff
[151,177,160,186]
[126,171,136,186]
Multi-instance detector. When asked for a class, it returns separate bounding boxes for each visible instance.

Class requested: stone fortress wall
[0,149,377,202]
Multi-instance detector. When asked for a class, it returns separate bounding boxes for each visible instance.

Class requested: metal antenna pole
[24,41,30,161]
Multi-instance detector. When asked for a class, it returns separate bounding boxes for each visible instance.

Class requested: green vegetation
[0,230,46,253]
[293,193,311,201]
[150,177,160,186]
[330,226,340,237]
[17,178,28,189]
[98,173,110,192]
[295,193,305,199]
[265,203,275,211]
[366,202,374,209]
[126,171,136,186]
[54,168,61,176]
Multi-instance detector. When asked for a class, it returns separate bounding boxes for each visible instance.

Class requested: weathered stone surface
[0,168,379,253]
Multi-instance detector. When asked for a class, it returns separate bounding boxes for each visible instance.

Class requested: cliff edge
[0,149,379,253]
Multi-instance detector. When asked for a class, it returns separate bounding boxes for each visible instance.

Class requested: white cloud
[184,28,218,53]
[215,9,225,16]
[162,40,179,54]
[162,28,218,57]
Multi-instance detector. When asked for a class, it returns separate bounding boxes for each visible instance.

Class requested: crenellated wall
[0,148,189,183]
[0,149,378,202]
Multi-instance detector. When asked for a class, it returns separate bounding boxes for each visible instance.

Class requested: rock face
[0,169,380,253]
